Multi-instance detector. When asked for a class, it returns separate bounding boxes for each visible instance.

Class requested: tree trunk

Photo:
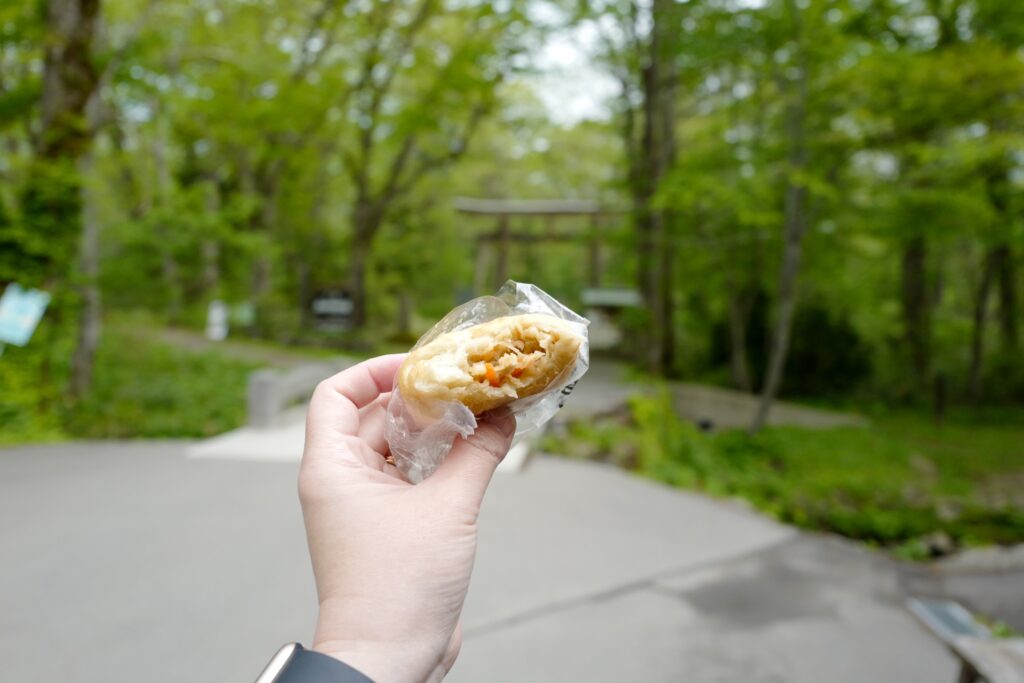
[751,0,808,434]
[658,212,676,375]
[31,0,101,402]
[347,232,371,330]
[588,216,603,287]
[967,248,996,401]
[70,153,100,399]
[20,0,101,280]
[993,243,1018,353]
[495,215,510,288]
[634,188,661,372]
[346,191,389,331]
[162,251,182,320]
[982,148,1017,354]
[631,27,662,372]
[396,291,413,338]
[252,215,276,301]
[750,181,807,432]
[473,238,489,296]
[201,181,221,297]
[347,197,381,330]
[108,117,146,220]
[654,0,678,376]
[152,128,182,320]
[202,240,220,296]
[727,287,753,392]
[901,234,931,390]
[39,0,101,160]
[634,0,677,374]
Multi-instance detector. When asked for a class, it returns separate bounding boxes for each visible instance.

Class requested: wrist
[313,596,451,683]
[312,640,446,683]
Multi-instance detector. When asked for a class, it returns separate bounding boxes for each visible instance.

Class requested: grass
[542,393,1024,557]
[1,311,387,446]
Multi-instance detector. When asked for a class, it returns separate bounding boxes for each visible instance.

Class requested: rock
[920,531,956,557]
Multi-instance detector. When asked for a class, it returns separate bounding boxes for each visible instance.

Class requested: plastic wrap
[384,281,590,483]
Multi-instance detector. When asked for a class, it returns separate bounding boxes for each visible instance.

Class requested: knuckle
[469,424,512,461]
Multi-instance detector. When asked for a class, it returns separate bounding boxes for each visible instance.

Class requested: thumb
[423,412,516,510]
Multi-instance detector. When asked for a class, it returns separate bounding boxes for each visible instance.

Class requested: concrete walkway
[1,360,952,682]
[454,457,954,683]
[0,442,955,683]
[564,358,866,429]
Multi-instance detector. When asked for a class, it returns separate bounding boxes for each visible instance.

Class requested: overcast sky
[525,14,620,126]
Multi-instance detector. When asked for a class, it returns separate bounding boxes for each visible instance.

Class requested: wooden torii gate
[454,197,623,294]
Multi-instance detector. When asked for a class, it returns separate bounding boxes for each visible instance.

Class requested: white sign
[206,300,229,341]
[0,283,50,347]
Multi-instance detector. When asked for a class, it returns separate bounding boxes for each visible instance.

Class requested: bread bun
[397,313,583,416]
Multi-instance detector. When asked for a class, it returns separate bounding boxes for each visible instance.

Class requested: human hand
[299,354,515,682]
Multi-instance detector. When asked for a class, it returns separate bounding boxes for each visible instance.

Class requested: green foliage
[547,393,1024,553]
[2,0,1024,444]
[1,325,258,443]
[986,618,1023,639]
[2,160,83,286]
[0,333,68,446]
[67,328,259,439]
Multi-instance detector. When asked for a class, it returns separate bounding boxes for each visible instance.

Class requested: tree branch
[291,0,346,83]
[389,101,488,201]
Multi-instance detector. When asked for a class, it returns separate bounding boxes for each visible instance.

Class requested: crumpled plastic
[384,280,590,483]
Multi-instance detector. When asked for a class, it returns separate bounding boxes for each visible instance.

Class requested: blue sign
[0,283,51,347]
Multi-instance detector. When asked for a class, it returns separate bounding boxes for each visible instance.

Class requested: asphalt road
[1,440,962,682]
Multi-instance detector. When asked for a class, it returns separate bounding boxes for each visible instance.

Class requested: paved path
[561,358,866,429]
[148,326,348,368]
[0,442,955,683]
[0,357,952,682]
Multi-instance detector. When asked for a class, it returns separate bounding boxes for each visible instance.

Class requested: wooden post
[495,215,510,287]
[473,236,489,295]
[588,214,603,287]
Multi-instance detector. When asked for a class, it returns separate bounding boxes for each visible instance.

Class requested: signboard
[311,289,354,331]
[206,300,229,341]
[581,287,643,308]
[231,302,256,327]
[0,283,50,347]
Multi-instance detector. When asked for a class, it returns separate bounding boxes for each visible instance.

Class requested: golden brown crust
[397,313,583,416]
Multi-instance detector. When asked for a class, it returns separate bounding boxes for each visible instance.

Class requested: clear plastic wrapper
[385,280,590,483]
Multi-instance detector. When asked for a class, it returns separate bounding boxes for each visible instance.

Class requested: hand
[299,354,515,682]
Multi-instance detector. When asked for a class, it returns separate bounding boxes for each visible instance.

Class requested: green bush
[547,393,1024,554]
[0,320,73,446]
[2,326,259,443]
[67,330,259,438]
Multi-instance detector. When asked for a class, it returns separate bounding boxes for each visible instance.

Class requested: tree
[589,0,682,373]
[750,0,813,432]
[336,1,528,328]
[14,0,102,401]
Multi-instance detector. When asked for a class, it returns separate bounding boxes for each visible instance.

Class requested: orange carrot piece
[485,362,501,387]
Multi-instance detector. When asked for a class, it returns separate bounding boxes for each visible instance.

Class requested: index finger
[306,354,406,438]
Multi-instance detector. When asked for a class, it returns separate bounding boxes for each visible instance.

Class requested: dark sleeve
[275,645,375,683]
